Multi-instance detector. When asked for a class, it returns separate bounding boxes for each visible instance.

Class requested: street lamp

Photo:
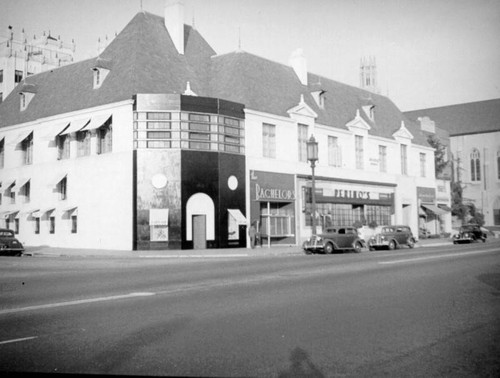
[306,135,319,235]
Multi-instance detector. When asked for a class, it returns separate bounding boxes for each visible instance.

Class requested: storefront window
[260,202,294,237]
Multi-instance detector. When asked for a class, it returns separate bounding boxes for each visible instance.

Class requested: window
[470,149,481,181]
[77,131,91,157]
[22,132,33,165]
[57,134,70,160]
[497,151,500,180]
[328,136,341,167]
[420,153,426,177]
[263,123,276,158]
[34,217,40,234]
[21,180,30,203]
[355,135,364,169]
[71,216,78,234]
[379,145,387,172]
[0,92,3,104]
[58,177,67,200]
[49,217,55,234]
[0,138,4,168]
[298,124,308,162]
[400,144,408,175]
[15,70,23,83]
[14,219,19,234]
[97,124,112,154]
[0,69,3,83]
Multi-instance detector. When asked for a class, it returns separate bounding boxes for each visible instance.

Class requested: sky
[1,0,499,111]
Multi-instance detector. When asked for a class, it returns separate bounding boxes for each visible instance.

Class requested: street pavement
[21,236,461,258]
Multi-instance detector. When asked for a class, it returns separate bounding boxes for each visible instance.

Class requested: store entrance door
[192,215,207,249]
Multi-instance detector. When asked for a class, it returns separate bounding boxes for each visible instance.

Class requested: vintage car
[453,224,487,244]
[302,227,366,254]
[0,228,25,256]
[368,225,416,250]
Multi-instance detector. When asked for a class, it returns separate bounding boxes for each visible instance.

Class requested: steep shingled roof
[0,11,428,147]
[404,99,500,136]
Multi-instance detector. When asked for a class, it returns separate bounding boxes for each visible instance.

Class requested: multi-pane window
[328,136,341,167]
[400,144,408,175]
[262,123,276,158]
[77,131,91,157]
[22,132,33,165]
[57,134,70,160]
[420,153,426,177]
[298,124,308,162]
[470,149,481,181]
[0,137,4,168]
[97,125,112,154]
[15,70,23,83]
[355,135,364,169]
[379,145,387,172]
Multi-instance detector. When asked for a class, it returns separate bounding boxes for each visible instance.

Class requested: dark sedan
[0,229,25,256]
[453,224,487,244]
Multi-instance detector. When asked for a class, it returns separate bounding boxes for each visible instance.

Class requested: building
[405,99,500,228]
[0,2,449,251]
[0,26,75,102]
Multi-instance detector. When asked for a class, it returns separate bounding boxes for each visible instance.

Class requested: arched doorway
[186,193,215,249]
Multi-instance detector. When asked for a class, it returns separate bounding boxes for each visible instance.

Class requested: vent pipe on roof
[164,0,184,55]
[289,48,307,86]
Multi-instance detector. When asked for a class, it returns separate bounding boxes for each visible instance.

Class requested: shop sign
[251,170,295,202]
[417,187,436,204]
[255,184,295,201]
[150,208,169,241]
[330,189,371,200]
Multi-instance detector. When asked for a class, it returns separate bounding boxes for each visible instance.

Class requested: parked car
[453,224,487,244]
[302,227,366,254]
[368,225,416,250]
[0,229,25,256]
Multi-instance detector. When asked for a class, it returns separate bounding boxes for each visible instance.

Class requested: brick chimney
[164,0,184,55]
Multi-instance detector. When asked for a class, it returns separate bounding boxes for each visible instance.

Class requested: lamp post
[306,135,319,235]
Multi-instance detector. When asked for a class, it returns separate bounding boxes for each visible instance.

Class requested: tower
[360,56,379,94]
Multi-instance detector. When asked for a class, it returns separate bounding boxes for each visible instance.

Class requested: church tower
[360,56,379,94]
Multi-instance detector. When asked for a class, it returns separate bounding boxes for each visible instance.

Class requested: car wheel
[324,243,334,254]
[482,237,486,243]
[369,246,375,251]
[453,241,457,245]
[407,238,415,249]
[388,240,396,250]
[353,242,363,253]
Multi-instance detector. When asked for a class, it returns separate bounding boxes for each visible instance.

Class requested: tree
[427,134,448,178]
[451,181,467,220]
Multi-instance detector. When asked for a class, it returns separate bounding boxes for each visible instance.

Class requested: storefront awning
[80,114,111,132]
[421,204,448,216]
[59,118,90,135]
[228,209,247,224]
[419,207,427,216]
[437,204,452,212]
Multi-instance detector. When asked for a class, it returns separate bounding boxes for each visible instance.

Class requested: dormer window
[92,67,109,89]
[362,105,375,121]
[311,90,326,109]
[92,58,112,89]
[19,84,37,111]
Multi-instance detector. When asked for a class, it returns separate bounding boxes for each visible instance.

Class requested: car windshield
[461,225,477,231]
[0,231,15,237]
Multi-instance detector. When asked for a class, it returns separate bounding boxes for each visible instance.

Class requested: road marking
[0,292,155,316]
[139,254,249,258]
[0,336,38,345]
[379,248,499,265]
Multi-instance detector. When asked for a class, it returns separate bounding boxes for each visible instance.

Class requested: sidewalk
[22,237,454,259]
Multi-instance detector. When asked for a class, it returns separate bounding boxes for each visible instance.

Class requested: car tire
[482,237,486,243]
[324,243,334,254]
[407,238,415,249]
[369,246,375,251]
[388,240,396,250]
[353,242,362,253]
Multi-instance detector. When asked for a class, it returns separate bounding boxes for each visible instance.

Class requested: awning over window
[0,211,19,219]
[63,206,78,216]
[48,173,67,187]
[421,204,448,216]
[437,204,452,212]
[228,209,247,224]
[59,118,90,135]
[2,179,15,191]
[11,130,33,145]
[55,122,71,136]
[32,208,56,218]
[80,114,111,132]
[419,207,426,216]
[23,209,40,217]
[11,178,30,192]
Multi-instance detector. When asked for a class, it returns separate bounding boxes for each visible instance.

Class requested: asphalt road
[1,241,499,377]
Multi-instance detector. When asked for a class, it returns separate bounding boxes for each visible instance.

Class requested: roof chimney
[289,48,307,86]
[164,0,184,55]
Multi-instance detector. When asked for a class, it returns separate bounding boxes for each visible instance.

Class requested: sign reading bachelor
[251,170,295,203]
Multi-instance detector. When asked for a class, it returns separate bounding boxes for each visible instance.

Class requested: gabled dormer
[92,58,112,89]
[19,83,37,111]
[287,94,318,126]
[362,104,375,122]
[346,109,371,135]
[311,89,326,110]
[392,120,414,143]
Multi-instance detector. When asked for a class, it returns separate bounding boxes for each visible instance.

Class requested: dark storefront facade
[133,94,246,250]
